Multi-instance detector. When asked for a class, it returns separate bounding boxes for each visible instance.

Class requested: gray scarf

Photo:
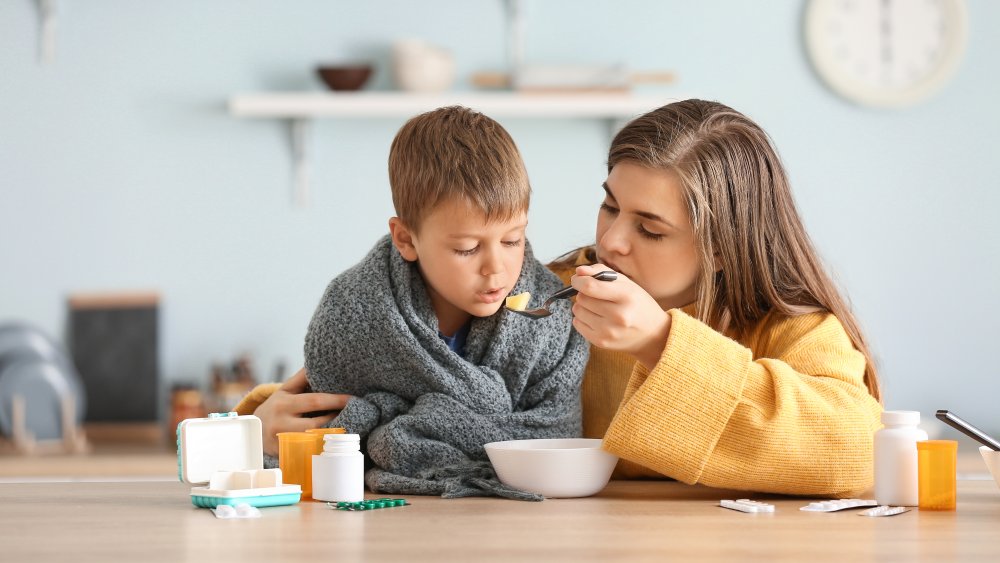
[304,235,588,501]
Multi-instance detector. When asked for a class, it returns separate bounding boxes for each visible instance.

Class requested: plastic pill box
[177,412,301,508]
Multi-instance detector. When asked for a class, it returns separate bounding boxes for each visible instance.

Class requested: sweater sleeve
[602,309,882,497]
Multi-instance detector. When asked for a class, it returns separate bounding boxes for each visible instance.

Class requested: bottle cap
[881,410,920,426]
[306,427,347,435]
[324,433,360,443]
[916,439,958,452]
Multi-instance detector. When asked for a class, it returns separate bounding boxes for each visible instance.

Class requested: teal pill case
[177,412,301,508]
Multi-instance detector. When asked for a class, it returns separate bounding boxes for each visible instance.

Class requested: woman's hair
[571,99,880,400]
[388,106,530,233]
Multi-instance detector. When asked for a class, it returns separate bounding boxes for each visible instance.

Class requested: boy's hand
[570,263,672,371]
[255,368,352,456]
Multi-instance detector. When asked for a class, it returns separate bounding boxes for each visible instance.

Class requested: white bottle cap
[881,410,920,425]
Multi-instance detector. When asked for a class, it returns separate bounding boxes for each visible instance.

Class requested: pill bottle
[917,440,958,510]
[311,433,364,503]
[277,431,323,498]
[874,410,928,506]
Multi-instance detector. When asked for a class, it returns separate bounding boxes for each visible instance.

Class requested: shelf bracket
[504,0,525,73]
[290,118,312,205]
[36,0,57,64]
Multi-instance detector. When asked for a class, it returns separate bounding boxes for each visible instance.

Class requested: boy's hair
[388,106,530,232]
[607,99,881,401]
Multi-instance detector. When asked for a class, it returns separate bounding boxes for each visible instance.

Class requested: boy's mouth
[477,287,505,304]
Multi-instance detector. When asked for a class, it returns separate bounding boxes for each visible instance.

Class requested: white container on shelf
[874,410,928,506]
[392,39,455,93]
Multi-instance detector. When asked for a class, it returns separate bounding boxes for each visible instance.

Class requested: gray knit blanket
[303,235,588,501]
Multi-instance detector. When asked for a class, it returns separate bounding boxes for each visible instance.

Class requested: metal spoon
[509,270,618,319]
[935,410,1000,451]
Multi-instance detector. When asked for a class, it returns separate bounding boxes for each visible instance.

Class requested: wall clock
[804,0,968,108]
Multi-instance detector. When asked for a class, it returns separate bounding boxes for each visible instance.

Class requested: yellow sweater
[555,267,882,497]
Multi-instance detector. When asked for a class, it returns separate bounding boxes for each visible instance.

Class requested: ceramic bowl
[484,438,618,498]
[980,446,1000,490]
[316,64,373,91]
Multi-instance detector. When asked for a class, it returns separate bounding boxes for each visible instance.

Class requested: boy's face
[390,197,528,334]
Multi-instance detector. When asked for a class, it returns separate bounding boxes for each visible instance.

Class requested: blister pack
[800,499,878,512]
[720,499,775,513]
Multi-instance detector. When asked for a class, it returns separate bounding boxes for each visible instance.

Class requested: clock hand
[880,0,893,83]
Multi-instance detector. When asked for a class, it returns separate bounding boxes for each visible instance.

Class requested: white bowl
[980,446,1000,490]
[484,438,618,498]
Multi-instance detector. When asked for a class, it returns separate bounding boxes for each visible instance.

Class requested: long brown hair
[593,99,880,400]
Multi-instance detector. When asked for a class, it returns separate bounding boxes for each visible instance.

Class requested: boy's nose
[480,248,506,276]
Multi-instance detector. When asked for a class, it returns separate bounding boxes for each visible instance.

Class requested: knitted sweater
[302,235,587,500]
[554,267,883,497]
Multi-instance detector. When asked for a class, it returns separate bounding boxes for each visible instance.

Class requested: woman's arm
[569,263,881,496]
[605,309,882,496]
[235,368,352,456]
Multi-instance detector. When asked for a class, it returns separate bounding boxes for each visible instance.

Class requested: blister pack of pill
[211,503,262,519]
[858,506,910,517]
[329,498,410,511]
[720,499,775,513]
[800,499,878,512]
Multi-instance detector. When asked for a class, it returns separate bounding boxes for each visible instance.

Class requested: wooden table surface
[1,479,997,562]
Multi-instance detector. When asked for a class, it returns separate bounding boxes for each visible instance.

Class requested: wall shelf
[228,92,687,204]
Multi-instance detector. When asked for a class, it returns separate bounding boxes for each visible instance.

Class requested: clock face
[805,0,968,108]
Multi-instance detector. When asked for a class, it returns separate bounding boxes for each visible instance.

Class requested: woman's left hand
[571,263,672,371]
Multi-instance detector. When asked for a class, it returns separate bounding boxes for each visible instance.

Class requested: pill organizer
[800,499,878,512]
[720,499,774,513]
[177,412,301,508]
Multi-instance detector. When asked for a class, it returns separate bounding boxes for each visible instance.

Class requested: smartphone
[935,410,1000,451]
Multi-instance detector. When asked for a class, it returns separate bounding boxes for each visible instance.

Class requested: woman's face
[596,161,703,311]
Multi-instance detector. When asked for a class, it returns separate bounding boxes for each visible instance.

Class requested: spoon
[509,271,618,319]
[935,410,1000,451]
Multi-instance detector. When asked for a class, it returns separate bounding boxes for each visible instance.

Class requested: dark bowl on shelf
[316,64,373,91]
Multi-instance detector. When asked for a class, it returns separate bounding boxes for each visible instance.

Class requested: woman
[240,99,882,496]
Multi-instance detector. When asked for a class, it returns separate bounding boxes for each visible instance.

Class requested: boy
[242,106,588,500]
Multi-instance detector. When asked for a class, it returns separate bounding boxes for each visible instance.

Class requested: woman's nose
[598,218,630,256]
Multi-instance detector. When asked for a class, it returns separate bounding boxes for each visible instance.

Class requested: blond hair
[602,99,880,400]
[388,106,530,232]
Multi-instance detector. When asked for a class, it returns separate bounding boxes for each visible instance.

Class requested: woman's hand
[571,263,672,371]
[255,368,352,456]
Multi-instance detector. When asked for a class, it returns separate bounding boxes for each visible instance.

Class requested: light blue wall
[2,1,999,436]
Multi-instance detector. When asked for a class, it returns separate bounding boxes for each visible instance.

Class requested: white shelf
[229,91,684,119]
[229,91,689,205]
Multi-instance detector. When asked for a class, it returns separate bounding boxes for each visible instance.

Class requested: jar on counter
[312,433,364,503]
[874,410,928,506]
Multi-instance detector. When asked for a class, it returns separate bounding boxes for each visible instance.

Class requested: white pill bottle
[874,410,928,506]
[312,433,365,503]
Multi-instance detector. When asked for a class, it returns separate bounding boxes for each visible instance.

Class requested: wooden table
[1,480,997,562]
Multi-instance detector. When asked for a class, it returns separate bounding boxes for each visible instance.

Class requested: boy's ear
[388,217,419,262]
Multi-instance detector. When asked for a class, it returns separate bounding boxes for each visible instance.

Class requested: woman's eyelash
[602,202,663,241]
[637,224,664,241]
